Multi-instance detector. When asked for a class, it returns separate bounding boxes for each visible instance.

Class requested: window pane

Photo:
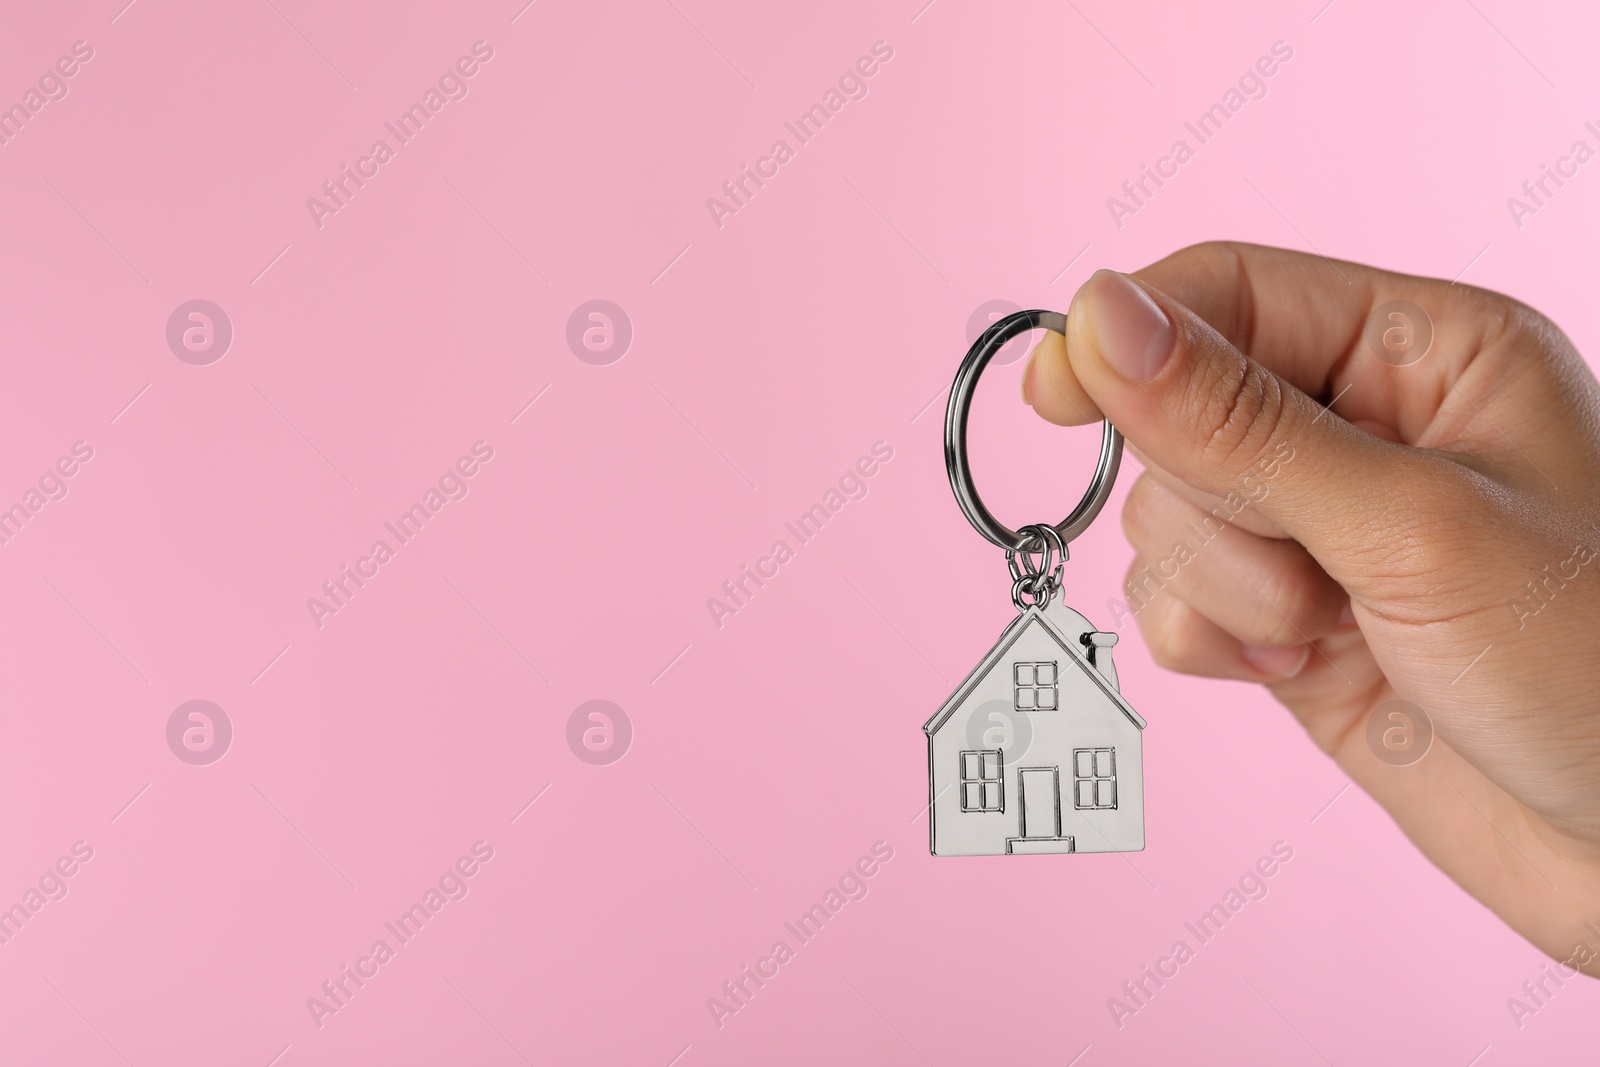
[961,752,978,780]
[981,751,999,779]
[1096,749,1114,778]
[1037,687,1057,710]
[1075,780,1094,808]
[1014,663,1033,686]
[1038,662,1056,685]
[963,783,983,810]
[1075,750,1093,777]
[1097,780,1116,808]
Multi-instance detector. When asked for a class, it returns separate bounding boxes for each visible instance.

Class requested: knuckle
[1141,614,1195,673]
[1121,555,1168,612]
[1458,286,1548,352]
[1128,580,1202,674]
[1451,287,1581,379]
[1249,565,1324,644]
[1120,475,1162,547]
[1163,242,1259,349]
[1172,240,1246,278]
[1475,292,1519,351]
[1193,357,1286,476]
[1499,301,1582,377]
[1174,240,1238,273]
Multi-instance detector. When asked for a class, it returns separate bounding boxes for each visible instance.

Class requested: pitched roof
[923,607,1147,735]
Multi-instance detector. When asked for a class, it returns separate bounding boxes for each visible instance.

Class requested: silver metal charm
[926,310,1145,856]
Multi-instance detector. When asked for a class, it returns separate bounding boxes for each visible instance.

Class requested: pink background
[2,0,1598,1063]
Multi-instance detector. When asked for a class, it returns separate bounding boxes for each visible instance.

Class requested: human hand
[1022,243,1600,974]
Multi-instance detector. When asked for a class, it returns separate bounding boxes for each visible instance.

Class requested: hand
[1022,243,1600,974]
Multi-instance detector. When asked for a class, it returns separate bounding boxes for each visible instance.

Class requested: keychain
[923,309,1147,857]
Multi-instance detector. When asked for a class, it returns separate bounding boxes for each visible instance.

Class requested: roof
[923,607,1147,735]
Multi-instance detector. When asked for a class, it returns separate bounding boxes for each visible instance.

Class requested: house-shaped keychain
[923,600,1145,856]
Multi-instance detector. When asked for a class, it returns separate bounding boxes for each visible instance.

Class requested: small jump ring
[1011,575,1047,611]
[1023,524,1066,576]
[1006,523,1065,580]
[945,309,1124,551]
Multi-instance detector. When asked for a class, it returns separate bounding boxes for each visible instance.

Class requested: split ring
[944,309,1124,551]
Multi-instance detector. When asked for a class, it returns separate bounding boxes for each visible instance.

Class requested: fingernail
[1337,600,1356,628]
[1085,270,1174,381]
[1021,343,1039,406]
[1241,644,1311,679]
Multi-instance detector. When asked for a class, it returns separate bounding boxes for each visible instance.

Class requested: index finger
[1025,240,1510,434]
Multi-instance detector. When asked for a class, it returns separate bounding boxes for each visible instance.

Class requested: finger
[1121,474,1351,648]
[1022,330,1097,426]
[1126,444,1289,539]
[1130,430,1401,542]
[1051,267,1478,584]
[1137,244,1595,481]
[1039,407,1409,542]
[1023,241,1543,442]
[1127,568,1310,682]
[1124,241,1521,436]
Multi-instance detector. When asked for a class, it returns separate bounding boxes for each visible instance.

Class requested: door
[1019,767,1061,839]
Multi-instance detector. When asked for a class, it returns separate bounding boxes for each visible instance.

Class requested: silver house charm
[923,596,1146,856]
[929,309,1146,857]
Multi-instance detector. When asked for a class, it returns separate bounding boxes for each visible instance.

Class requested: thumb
[1053,269,1446,570]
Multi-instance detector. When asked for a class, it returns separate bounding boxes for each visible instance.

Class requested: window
[1073,748,1117,810]
[1013,661,1058,711]
[959,750,1003,812]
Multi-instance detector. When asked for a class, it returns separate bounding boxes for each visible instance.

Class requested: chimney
[1080,631,1120,689]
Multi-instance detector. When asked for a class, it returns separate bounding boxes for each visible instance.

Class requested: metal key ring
[944,309,1124,551]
